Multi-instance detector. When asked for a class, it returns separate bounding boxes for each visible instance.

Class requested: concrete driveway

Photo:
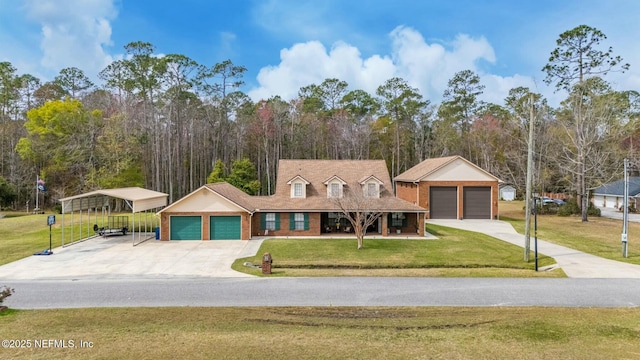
[599,207,640,222]
[428,219,640,278]
[0,235,263,280]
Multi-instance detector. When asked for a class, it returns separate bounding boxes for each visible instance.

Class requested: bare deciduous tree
[334,187,383,249]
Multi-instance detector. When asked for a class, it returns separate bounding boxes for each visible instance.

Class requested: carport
[58,187,168,246]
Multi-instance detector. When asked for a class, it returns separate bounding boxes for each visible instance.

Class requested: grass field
[1,207,638,358]
[233,224,560,277]
[1,307,639,359]
[499,201,640,264]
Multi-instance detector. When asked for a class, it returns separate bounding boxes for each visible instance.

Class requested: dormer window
[367,183,378,197]
[330,183,340,198]
[287,175,310,198]
[359,175,383,198]
[324,175,346,198]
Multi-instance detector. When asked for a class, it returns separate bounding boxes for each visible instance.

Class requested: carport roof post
[58,187,168,248]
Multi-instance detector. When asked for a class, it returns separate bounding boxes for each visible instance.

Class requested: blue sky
[1,0,639,106]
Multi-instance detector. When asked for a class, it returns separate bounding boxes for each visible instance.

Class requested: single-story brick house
[157,159,427,240]
[592,177,640,210]
[394,155,500,220]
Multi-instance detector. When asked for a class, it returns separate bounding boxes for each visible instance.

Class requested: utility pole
[524,93,535,262]
[622,158,629,258]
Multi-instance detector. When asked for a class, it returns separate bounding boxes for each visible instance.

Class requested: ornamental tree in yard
[334,188,384,250]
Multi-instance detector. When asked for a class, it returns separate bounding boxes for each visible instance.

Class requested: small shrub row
[557,199,601,217]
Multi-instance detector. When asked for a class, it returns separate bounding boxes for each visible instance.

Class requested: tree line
[1,26,639,221]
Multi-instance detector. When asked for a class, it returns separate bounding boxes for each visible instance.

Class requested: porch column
[382,212,388,237]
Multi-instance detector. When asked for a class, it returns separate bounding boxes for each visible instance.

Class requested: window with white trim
[294,182,303,197]
[367,182,378,197]
[330,183,341,198]
[294,213,305,230]
[265,213,276,230]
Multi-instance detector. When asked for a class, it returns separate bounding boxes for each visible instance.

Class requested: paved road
[3,278,640,309]
[3,217,640,309]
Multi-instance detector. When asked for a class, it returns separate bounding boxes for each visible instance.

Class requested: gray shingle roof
[592,177,640,196]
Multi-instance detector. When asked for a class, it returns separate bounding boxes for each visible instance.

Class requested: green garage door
[210,216,241,240]
[170,216,202,240]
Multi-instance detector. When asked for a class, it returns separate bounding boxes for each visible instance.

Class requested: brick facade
[251,212,322,237]
[396,180,498,220]
[248,211,425,237]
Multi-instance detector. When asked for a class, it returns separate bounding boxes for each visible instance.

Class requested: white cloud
[248,40,395,101]
[390,26,497,100]
[248,26,538,106]
[23,0,117,80]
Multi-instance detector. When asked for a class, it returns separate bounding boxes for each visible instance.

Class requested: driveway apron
[0,235,264,280]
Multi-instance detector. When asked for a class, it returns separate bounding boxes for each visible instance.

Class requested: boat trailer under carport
[58,187,168,246]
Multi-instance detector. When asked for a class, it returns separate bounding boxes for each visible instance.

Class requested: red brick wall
[396,182,419,205]
[251,212,322,237]
[396,180,498,220]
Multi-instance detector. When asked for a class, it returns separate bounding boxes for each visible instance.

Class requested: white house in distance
[500,185,516,201]
[592,177,640,210]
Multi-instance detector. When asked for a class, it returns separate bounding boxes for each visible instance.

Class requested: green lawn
[1,307,639,359]
[499,201,640,265]
[232,224,560,277]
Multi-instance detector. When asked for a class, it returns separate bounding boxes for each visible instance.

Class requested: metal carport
[58,187,168,246]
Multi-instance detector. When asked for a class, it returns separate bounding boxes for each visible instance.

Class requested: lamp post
[532,191,539,272]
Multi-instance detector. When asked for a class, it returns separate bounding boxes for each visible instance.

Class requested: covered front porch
[320,211,426,236]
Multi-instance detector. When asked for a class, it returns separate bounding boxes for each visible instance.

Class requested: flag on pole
[37,178,46,192]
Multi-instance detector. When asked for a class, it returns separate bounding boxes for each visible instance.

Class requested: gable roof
[204,182,257,212]
[359,175,384,184]
[394,155,500,182]
[592,177,640,196]
[286,175,310,184]
[158,182,255,214]
[255,159,425,212]
[323,175,347,185]
[160,161,427,214]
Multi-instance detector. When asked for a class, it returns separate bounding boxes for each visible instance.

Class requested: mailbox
[262,252,273,274]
